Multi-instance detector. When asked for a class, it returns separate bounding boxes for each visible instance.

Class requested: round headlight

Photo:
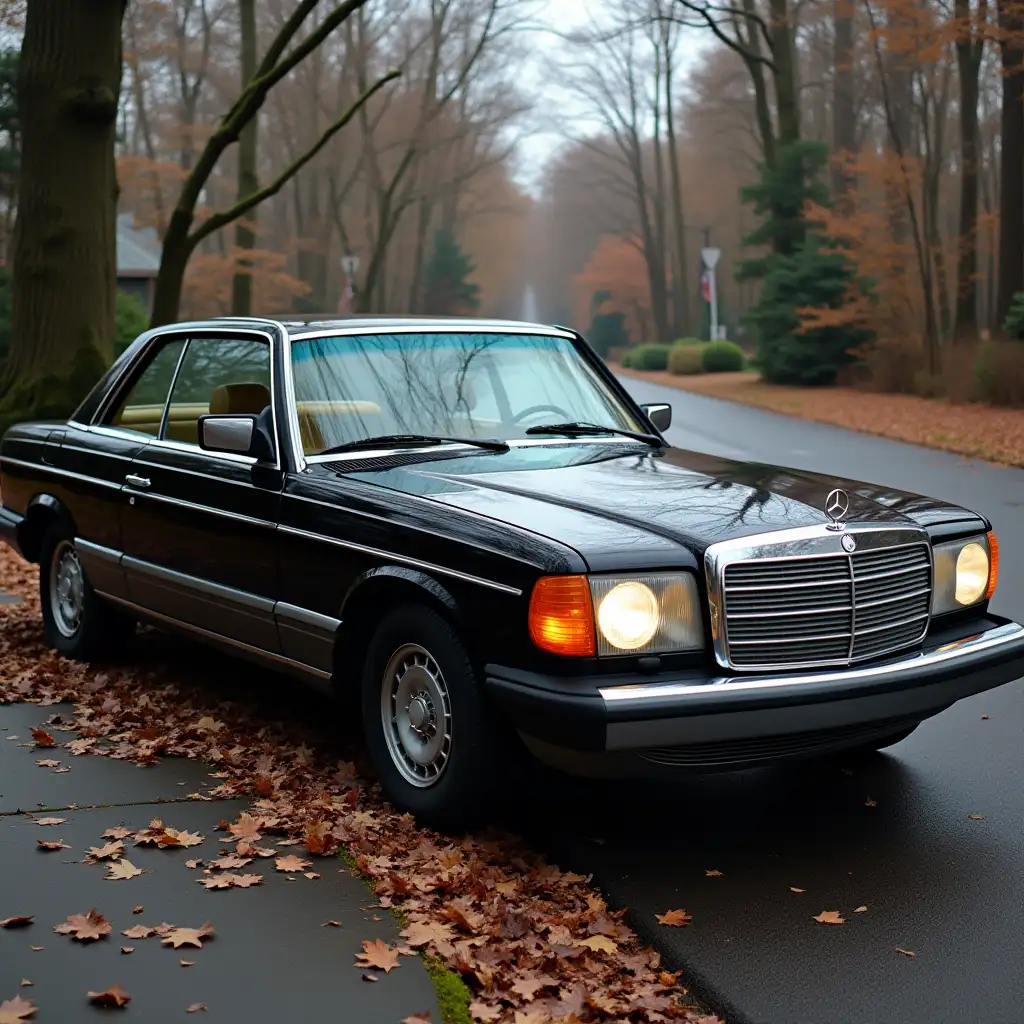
[597,581,660,650]
[955,542,989,605]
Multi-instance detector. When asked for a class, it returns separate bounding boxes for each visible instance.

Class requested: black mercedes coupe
[2,317,1023,824]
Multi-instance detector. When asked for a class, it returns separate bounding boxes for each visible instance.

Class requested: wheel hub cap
[49,542,84,638]
[380,644,452,789]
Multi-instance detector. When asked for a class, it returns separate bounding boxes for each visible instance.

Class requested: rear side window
[105,338,187,437]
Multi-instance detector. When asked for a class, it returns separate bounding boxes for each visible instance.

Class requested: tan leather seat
[209,382,271,416]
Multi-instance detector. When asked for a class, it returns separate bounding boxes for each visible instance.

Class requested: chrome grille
[722,543,932,670]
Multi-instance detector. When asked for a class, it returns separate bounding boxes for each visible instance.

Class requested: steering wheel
[510,403,572,424]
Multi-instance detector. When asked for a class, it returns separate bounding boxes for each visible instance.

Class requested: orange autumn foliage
[181,249,310,320]
[574,236,656,343]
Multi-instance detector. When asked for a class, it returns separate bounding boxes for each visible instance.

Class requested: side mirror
[197,414,275,462]
[641,403,672,432]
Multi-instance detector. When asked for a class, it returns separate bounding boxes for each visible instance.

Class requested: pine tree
[739,141,873,385]
[422,229,480,315]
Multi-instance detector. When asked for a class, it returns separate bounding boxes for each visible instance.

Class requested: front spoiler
[485,617,1024,754]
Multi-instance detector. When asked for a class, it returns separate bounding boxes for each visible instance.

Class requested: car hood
[339,444,985,572]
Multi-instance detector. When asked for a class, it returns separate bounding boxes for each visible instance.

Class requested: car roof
[191,314,573,338]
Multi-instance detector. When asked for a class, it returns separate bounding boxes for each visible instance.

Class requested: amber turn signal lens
[528,575,596,656]
[986,530,999,599]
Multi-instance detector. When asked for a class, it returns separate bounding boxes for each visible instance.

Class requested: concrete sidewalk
[1,701,441,1023]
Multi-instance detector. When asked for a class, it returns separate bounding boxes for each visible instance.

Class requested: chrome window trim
[0,456,123,491]
[276,523,523,596]
[275,601,341,634]
[704,524,934,672]
[131,457,258,482]
[59,442,133,462]
[599,621,1024,703]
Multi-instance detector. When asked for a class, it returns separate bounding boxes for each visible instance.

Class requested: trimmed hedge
[625,343,672,370]
[672,337,707,348]
[668,345,704,375]
[700,340,744,373]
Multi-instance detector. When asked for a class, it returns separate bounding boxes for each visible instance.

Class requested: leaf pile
[0,548,717,1023]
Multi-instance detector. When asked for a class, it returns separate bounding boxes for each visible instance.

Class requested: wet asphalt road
[531,378,1024,1024]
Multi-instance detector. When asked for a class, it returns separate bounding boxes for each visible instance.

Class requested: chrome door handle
[125,474,151,489]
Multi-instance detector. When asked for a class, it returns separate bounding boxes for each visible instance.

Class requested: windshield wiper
[316,433,510,456]
[524,421,664,447]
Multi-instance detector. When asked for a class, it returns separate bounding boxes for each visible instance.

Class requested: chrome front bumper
[485,618,1024,767]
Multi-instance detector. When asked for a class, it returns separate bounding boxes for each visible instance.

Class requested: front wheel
[39,526,134,660]
[361,604,498,828]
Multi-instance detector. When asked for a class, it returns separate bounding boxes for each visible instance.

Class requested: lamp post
[340,253,360,313]
[701,243,722,340]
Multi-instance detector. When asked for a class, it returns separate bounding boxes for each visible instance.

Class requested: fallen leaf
[864,798,878,808]
[361,973,378,983]
[655,909,692,927]
[132,906,143,915]
[54,909,112,942]
[967,813,985,821]
[35,759,60,768]
[813,910,845,925]
[86,842,124,862]
[854,906,868,913]
[179,959,195,967]
[121,925,154,939]
[981,714,991,720]
[579,934,617,953]
[36,839,70,852]
[705,869,724,877]
[896,948,916,958]
[17,982,31,989]
[469,1002,501,1022]
[228,813,262,842]
[121,947,133,955]
[185,859,202,869]
[29,948,43,953]
[322,920,343,928]
[209,855,250,871]
[274,854,312,873]
[30,728,56,748]
[401,1015,431,1024]
[0,917,33,929]
[161,828,204,848]
[186,1004,207,1013]
[401,919,455,948]
[790,887,805,893]
[102,827,133,840]
[355,938,400,973]
[34,818,65,827]
[0,995,36,1021]
[87,984,131,1008]
[304,872,320,880]
[161,924,215,949]
[106,859,144,881]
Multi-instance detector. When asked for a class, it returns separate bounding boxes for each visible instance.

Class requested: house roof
[116,213,160,277]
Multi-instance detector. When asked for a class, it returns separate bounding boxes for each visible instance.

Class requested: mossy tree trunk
[0,0,127,432]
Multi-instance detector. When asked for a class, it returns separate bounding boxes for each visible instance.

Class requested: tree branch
[187,69,400,250]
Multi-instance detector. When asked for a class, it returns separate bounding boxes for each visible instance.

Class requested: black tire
[39,524,135,660]
[361,603,498,829]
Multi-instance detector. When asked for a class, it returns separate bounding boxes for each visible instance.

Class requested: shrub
[115,290,150,355]
[668,345,704,375]
[1002,291,1024,341]
[701,340,744,373]
[974,340,1024,406]
[629,343,671,371]
[587,310,628,358]
[672,337,706,348]
[619,349,633,368]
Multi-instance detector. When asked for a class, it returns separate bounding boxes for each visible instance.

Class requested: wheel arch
[332,566,467,694]
[18,493,77,563]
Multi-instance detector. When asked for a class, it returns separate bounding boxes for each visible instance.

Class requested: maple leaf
[185,859,202,870]
[132,906,144,915]
[186,1004,207,1014]
[34,818,65,827]
[36,839,70,851]
[512,1011,549,1024]
[106,859,144,881]
[209,855,250,871]
[0,995,37,1022]
[35,759,60,768]
[511,974,556,1000]
[87,984,131,1008]
[162,923,215,949]
[401,1015,431,1024]
[228,813,262,842]
[180,960,195,967]
[197,875,233,890]
[162,828,204,848]
[854,906,868,913]
[121,925,155,939]
[579,934,617,953]
[121,947,133,955]
[355,938,401,974]
[813,910,845,925]
[401,920,456,948]
[468,1002,501,1022]
[232,874,263,888]
[274,854,312,873]
[0,917,34,930]
[790,887,805,893]
[86,842,124,861]
[54,909,111,942]
[896,948,916,958]
[30,728,55,748]
[705,869,724,877]
[655,909,692,927]
[102,827,134,841]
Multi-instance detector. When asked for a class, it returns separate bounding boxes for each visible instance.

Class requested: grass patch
[424,956,473,1024]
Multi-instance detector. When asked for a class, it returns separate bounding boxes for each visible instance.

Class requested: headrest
[209,382,271,416]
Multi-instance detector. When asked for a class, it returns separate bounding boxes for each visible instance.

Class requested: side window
[163,337,271,446]
[105,338,188,437]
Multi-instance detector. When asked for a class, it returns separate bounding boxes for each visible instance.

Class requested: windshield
[289,332,644,456]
